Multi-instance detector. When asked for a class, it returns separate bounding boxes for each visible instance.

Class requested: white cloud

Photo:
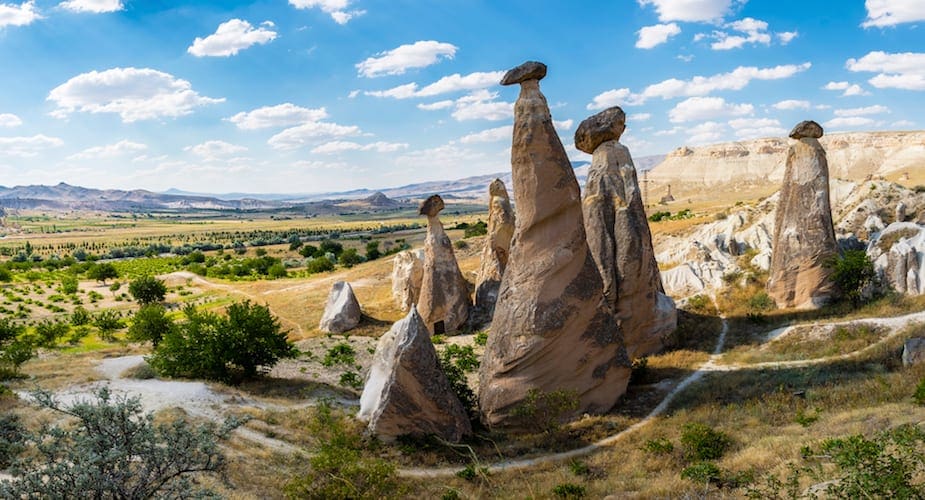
[710,17,772,50]
[356,40,457,77]
[451,90,513,121]
[459,125,512,144]
[892,120,915,128]
[728,117,786,139]
[289,0,364,24]
[847,51,925,91]
[0,0,40,27]
[824,116,876,128]
[47,67,224,123]
[640,63,811,101]
[226,103,328,130]
[68,139,146,160]
[365,71,504,99]
[554,119,574,130]
[669,96,753,123]
[636,23,681,49]
[586,88,639,110]
[777,31,798,44]
[0,134,63,157]
[686,121,726,145]
[185,140,248,159]
[268,121,362,150]
[638,0,736,22]
[0,113,22,127]
[823,81,870,96]
[772,99,810,110]
[862,0,925,27]
[629,113,652,122]
[833,105,890,117]
[58,0,122,13]
[310,140,408,154]
[187,19,277,57]
[417,100,454,111]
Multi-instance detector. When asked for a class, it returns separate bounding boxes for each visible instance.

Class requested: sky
[0,0,923,194]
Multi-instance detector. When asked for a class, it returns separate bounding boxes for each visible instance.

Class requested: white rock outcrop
[318,281,361,334]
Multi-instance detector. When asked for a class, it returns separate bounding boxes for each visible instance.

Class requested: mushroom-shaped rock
[358,308,472,442]
[474,179,515,318]
[574,107,626,154]
[479,62,631,429]
[500,60,547,85]
[417,194,470,333]
[391,249,424,312]
[767,122,839,309]
[580,116,676,358]
[318,281,361,334]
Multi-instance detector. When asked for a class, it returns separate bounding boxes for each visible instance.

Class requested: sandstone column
[478,61,631,429]
[417,194,470,333]
[474,178,515,319]
[767,120,839,309]
[577,107,677,358]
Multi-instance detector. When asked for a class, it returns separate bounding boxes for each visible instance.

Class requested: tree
[0,319,32,379]
[87,262,118,284]
[830,249,877,306]
[129,275,167,304]
[299,244,319,258]
[338,248,363,268]
[0,388,233,498]
[365,241,381,261]
[59,274,79,294]
[128,304,174,347]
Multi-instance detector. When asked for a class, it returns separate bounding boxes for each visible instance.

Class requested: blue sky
[0,0,923,194]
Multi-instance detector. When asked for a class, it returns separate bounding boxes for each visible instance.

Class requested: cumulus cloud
[669,96,754,123]
[47,67,224,123]
[187,19,277,57]
[310,140,408,154]
[268,121,362,150]
[710,17,772,50]
[685,121,726,145]
[642,63,811,101]
[862,0,925,27]
[459,125,512,144]
[0,0,40,27]
[586,88,638,110]
[68,139,146,160]
[356,40,457,77]
[777,31,798,44]
[629,113,652,122]
[0,134,63,157]
[824,116,876,128]
[554,119,574,130]
[417,100,454,111]
[451,90,513,121]
[0,113,22,127]
[636,23,681,49]
[772,99,810,110]
[58,0,122,13]
[226,103,328,130]
[823,81,870,96]
[892,119,915,128]
[728,117,786,139]
[638,0,736,22]
[847,51,925,91]
[365,71,504,99]
[185,140,248,159]
[289,0,364,24]
[833,105,890,117]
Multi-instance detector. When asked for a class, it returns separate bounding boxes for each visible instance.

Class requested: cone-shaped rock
[358,308,472,442]
[767,121,839,309]
[479,62,631,428]
[391,249,424,312]
[318,281,361,333]
[579,107,677,358]
[417,194,470,333]
[474,179,515,317]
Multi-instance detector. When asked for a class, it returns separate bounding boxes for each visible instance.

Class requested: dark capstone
[500,61,547,86]
[789,120,824,139]
[574,107,627,153]
[419,194,444,217]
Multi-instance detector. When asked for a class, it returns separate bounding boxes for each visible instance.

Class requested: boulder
[358,308,472,442]
[417,194,470,333]
[574,107,626,154]
[903,338,925,366]
[767,121,840,309]
[318,281,361,334]
[474,179,515,318]
[391,249,424,312]
[479,61,631,429]
[580,107,677,358]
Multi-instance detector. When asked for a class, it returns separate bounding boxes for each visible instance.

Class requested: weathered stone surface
[582,137,677,358]
[500,60,546,85]
[358,308,472,442]
[869,222,925,295]
[479,62,631,429]
[417,194,470,333]
[789,120,824,139]
[318,281,361,334]
[767,123,840,309]
[574,107,626,154]
[896,202,907,222]
[391,249,424,312]
[903,337,925,366]
[474,179,515,318]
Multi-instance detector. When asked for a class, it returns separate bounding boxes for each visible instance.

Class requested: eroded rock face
[767,121,840,309]
[318,281,361,334]
[417,195,470,333]
[479,62,631,429]
[474,179,515,317]
[868,222,925,295]
[358,308,472,442]
[391,249,424,312]
[903,338,925,366]
[580,108,676,357]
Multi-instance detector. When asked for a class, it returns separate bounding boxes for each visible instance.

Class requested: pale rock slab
[318,281,361,334]
[391,249,424,312]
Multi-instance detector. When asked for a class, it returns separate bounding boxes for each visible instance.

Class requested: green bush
[70,306,91,326]
[59,274,79,295]
[437,347,478,422]
[365,241,381,260]
[0,319,33,378]
[86,262,118,283]
[474,330,488,346]
[915,377,925,406]
[642,437,674,455]
[127,303,174,346]
[339,371,363,390]
[128,275,167,304]
[34,320,70,347]
[463,220,487,238]
[681,422,731,461]
[552,482,586,498]
[267,262,287,279]
[510,389,580,433]
[681,461,722,485]
[92,310,124,339]
[338,248,364,268]
[440,344,479,372]
[322,342,356,367]
[0,413,25,468]
[306,257,335,274]
[830,249,877,306]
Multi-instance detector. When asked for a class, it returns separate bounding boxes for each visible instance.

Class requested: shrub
[338,248,364,268]
[305,257,335,274]
[319,240,343,257]
[681,422,732,461]
[86,262,118,284]
[365,241,381,260]
[747,291,775,312]
[322,343,356,367]
[70,306,90,326]
[642,437,675,455]
[681,461,723,485]
[128,275,167,304]
[474,330,488,346]
[830,249,877,306]
[438,347,478,422]
[510,389,580,433]
[0,413,24,468]
[0,388,233,498]
[34,320,70,347]
[59,274,79,295]
[440,344,479,372]
[127,304,174,346]
[339,371,363,390]
[92,310,124,340]
[552,483,586,498]
[66,326,91,346]
[463,220,487,238]
[453,240,468,250]
[298,244,319,258]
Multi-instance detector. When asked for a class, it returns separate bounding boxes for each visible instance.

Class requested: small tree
[830,249,877,306]
[129,275,167,304]
[365,241,381,261]
[59,274,79,294]
[87,263,118,284]
[0,319,32,378]
[338,248,364,268]
[128,304,174,347]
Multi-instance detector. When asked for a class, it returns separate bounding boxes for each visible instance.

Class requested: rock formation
[358,308,472,442]
[868,222,925,295]
[767,121,840,309]
[318,281,361,333]
[577,107,677,358]
[391,249,424,312]
[479,61,631,429]
[474,179,515,318]
[417,194,470,333]
[902,338,925,366]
